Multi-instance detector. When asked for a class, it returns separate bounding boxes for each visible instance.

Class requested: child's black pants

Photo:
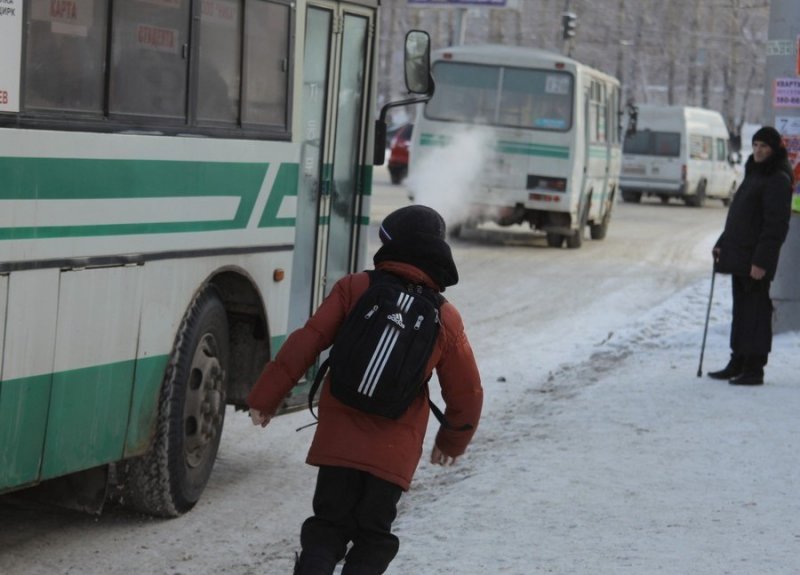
[298,465,403,574]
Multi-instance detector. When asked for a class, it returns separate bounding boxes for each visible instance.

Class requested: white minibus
[620,105,740,206]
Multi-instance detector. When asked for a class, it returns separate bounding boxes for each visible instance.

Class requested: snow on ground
[391,274,800,574]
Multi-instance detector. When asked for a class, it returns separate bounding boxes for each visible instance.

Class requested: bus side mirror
[375,31,435,166]
[404,30,431,95]
[624,100,638,138]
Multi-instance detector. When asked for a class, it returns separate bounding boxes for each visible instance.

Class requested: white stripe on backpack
[358,291,415,397]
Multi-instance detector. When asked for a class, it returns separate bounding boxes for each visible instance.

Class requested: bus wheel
[566,229,583,249]
[621,190,641,203]
[120,286,229,517]
[566,198,590,249]
[546,232,564,248]
[590,209,611,240]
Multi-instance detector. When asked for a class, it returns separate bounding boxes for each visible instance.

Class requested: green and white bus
[0,0,430,516]
[410,44,623,248]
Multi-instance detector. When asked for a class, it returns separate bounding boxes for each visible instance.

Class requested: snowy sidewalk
[391,275,800,574]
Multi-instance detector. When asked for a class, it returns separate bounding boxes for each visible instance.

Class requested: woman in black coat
[710,126,794,385]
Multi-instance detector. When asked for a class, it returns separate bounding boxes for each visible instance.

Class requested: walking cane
[697,268,716,377]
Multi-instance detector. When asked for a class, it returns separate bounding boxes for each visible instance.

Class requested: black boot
[293,551,338,575]
[341,563,383,575]
[729,355,766,386]
[707,354,743,380]
[729,372,764,386]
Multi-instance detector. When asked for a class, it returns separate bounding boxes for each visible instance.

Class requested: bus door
[585,79,610,219]
[288,1,374,335]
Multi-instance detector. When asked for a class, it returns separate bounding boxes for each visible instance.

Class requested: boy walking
[247,205,483,575]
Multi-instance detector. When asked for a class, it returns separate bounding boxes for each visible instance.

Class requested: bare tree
[394,0,769,122]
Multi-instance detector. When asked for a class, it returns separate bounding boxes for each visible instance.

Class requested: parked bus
[409,44,623,248]
[620,105,740,207]
[0,0,430,516]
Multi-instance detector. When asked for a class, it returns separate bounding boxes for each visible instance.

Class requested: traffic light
[562,11,577,40]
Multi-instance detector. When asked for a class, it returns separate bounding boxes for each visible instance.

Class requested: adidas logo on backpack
[386,312,405,330]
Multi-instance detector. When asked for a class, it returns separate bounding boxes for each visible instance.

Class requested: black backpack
[308,270,468,429]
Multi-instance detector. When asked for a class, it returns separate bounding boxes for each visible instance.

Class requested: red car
[388,124,413,185]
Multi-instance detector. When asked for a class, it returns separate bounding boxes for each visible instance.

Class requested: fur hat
[752,126,783,151]
[374,205,458,290]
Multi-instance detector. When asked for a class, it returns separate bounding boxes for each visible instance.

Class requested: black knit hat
[373,205,459,290]
[752,126,783,151]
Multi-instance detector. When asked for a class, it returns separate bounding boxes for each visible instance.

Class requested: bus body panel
[40,266,144,480]
[0,269,59,490]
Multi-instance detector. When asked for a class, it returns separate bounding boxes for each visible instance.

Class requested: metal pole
[697,269,716,377]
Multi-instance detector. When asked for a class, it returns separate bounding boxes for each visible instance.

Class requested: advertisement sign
[783,135,800,213]
[0,0,22,112]
[31,0,94,37]
[774,78,800,108]
[776,118,800,213]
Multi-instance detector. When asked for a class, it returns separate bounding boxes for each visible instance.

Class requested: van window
[690,135,713,160]
[716,138,728,162]
[623,130,680,157]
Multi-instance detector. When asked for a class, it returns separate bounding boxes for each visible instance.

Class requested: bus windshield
[623,130,681,157]
[426,62,573,131]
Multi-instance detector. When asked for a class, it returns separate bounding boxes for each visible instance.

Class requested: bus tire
[621,190,641,203]
[120,286,229,517]
[566,197,590,249]
[546,232,564,248]
[566,229,583,249]
[590,209,611,240]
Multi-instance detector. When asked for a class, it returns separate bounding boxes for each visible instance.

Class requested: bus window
[110,1,190,119]
[426,62,572,131]
[242,0,290,129]
[502,68,572,131]
[24,0,108,113]
[589,80,607,143]
[426,62,499,124]
[197,0,242,125]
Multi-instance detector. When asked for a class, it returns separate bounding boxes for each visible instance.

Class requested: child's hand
[249,408,271,427]
[430,444,458,466]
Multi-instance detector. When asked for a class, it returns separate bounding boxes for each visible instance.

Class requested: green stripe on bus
[588,147,609,158]
[125,355,171,457]
[0,158,270,239]
[271,334,287,355]
[0,373,51,491]
[420,133,453,146]
[259,163,299,228]
[495,141,570,159]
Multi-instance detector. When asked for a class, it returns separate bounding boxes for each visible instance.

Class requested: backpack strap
[307,356,330,422]
[426,389,473,432]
